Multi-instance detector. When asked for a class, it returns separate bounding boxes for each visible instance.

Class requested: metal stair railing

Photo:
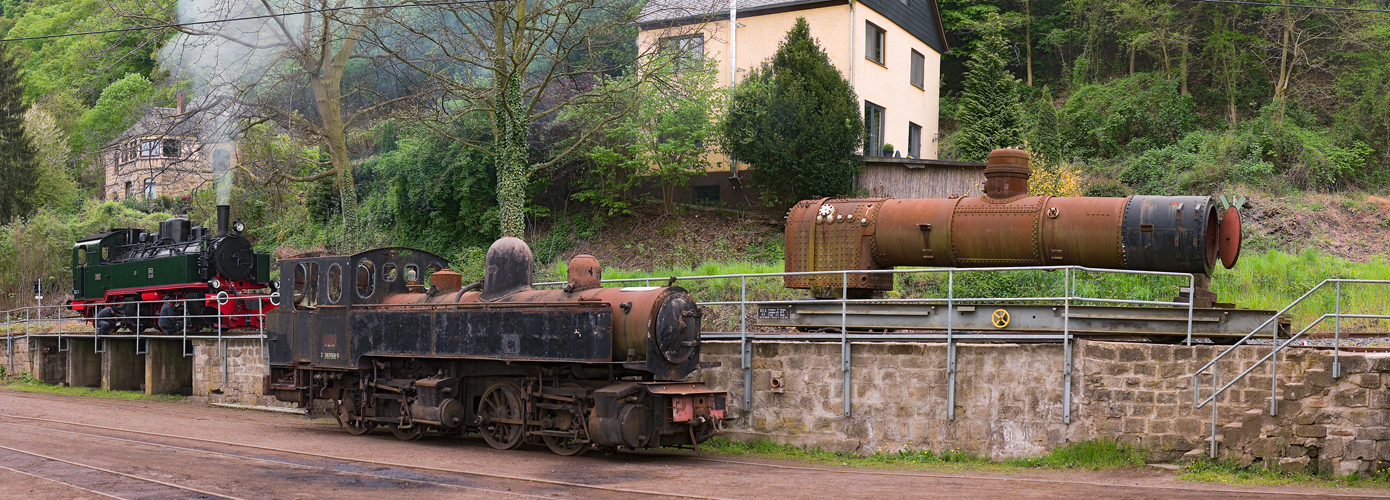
[1191,278,1390,458]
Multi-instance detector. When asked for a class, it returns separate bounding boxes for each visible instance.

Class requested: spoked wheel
[337,401,377,435]
[391,424,425,441]
[478,381,526,450]
[541,384,588,456]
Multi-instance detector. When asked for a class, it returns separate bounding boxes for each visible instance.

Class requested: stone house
[101,93,236,201]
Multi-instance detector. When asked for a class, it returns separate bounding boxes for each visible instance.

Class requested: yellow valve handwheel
[991,309,1010,329]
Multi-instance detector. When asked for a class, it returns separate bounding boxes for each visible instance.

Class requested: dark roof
[638,0,948,54]
[108,94,239,147]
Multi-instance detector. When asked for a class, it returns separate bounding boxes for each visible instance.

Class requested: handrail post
[741,276,751,411]
[1270,312,1278,416]
[947,270,956,421]
[1063,268,1073,424]
[1334,281,1342,378]
[1185,274,1195,346]
[1210,367,1219,459]
[841,271,851,417]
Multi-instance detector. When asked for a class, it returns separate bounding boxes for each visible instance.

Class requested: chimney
[216,205,230,237]
[176,91,186,115]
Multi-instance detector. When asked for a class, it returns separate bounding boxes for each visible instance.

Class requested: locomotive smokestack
[216,205,230,237]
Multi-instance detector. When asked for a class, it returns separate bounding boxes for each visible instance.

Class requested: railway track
[0,412,729,500]
[0,444,244,499]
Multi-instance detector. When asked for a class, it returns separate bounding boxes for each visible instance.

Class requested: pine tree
[956,14,1024,162]
[723,18,863,205]
[0,52,38,223]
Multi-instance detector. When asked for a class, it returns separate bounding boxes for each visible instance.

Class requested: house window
[658,34,704,72]
[865,102,885,156]
[143,178,156,200]
[139,140,160,158]
[910,50,925,89]
[865,22,885,66]
[124,181,133,199]
[908,122,922,158]
[162,139,180,157]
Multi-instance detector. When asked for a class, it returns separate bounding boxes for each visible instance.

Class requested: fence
[1191,279,1390,458]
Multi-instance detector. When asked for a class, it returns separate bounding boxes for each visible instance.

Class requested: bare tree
[368,0,705,237]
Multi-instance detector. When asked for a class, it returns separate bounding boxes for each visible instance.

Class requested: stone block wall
[692,339,1390,475]
[192,339,276,406]
[0,336,31,377]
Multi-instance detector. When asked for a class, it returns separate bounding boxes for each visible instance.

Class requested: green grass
[701,438,1154,472]
[1005,439,1148,469]
[0,376,185,402]
[1179,459,1390,488]
[699,437,987,469]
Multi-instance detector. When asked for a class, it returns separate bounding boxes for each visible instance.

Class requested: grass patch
[1,377,185,402]
[1005,439,1147,469]
[1179,460,1390,488]
[699,437,986,469]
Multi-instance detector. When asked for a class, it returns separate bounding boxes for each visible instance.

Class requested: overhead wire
[0,0,502,43]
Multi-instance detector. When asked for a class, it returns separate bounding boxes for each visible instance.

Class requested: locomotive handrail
[1190,278,1390,458]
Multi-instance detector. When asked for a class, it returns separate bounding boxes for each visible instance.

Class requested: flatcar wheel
[391,424,425,441]
[479,381,525,450]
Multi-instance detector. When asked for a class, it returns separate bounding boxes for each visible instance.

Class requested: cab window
[77,245,87,266]
[294,262,320,309]
[356,259,376,299]
[327,264,343,303]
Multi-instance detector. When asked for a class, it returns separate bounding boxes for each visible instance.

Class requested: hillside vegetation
[0,0,1386,311]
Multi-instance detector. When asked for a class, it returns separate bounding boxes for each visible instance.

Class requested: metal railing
[1191,279,1390,458]
[1,293,278,385]
[544,265,1198,422]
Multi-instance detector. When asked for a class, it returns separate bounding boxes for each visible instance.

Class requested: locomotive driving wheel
[541,383,588,456]
[478,381,526,450]
[336,399,377,435]
[391,424,425,441]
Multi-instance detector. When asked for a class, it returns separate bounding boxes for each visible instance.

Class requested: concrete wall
[691,339,1390,475]
[192,339,274,405]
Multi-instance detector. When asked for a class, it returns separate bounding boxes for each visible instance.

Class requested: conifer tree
[956,14,1024,162]
[723,18,863,205]
[0,52,38,223]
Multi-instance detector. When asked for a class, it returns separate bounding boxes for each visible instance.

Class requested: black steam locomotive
[265,237,726,455]
[69,204,277,330]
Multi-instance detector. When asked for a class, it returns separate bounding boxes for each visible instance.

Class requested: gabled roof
[638,0,949,54]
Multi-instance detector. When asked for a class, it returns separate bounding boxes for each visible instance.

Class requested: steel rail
[0,463,125,499]
[0,443,249,500]
[0,412,735,500]
[0,421,558,500]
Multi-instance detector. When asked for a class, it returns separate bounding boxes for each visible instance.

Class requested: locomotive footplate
[755,301,1290,341]
[590,382,726,450]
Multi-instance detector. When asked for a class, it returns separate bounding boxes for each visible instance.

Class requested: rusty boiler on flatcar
[265,238,725,455]
[785,148,1243,302]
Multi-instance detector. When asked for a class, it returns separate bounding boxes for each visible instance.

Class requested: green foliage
[1005,439,1147,469]
[723,17,863,206]
[577,57,725,214]
[1180,459,1390,486]
[0,51,38,223]
[2,0,164,104]
[2,377,185,401]
[70,73,157,156]
[701,437,986,468]
[372,133,498,252]
[955,13,1024,161]
[23,108,79,212]
[1061,72,1196,159]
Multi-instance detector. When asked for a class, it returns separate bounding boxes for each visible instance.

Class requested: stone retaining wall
[690,339,1390,475]
[191,339,277,406]
[0,336,31,377]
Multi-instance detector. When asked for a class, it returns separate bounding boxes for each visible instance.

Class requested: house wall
[101,139,230,201]
[638,0,943,169]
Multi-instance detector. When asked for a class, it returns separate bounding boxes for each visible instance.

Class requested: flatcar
[69,204,277,331]
[265,237,726,455]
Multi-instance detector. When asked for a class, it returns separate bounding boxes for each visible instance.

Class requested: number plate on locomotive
[757,305,792,320]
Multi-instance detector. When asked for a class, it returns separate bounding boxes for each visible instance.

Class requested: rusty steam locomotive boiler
[785,148,1243,300]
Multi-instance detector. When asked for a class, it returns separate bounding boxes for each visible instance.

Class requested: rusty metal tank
[785,148,1242,296]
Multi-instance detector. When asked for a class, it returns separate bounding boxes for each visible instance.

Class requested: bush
[1061,72,1197,159]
